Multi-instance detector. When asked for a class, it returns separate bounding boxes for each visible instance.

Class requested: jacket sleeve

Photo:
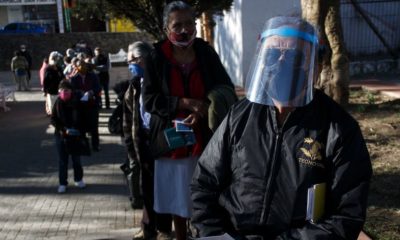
[206,46,234,89]
[191,114,234,237]
[122,83,137,165]
[43,69,51,94]
[276,123,372,240]
[142,51,179,118]
[50,100,63,132]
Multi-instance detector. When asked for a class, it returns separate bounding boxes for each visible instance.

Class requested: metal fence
[340,0,400,60]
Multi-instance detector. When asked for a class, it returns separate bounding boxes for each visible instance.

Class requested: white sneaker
[74,180,86,188]
[57,185,67,193]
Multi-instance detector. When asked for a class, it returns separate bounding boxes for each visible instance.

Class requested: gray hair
[66,48,76,58]
[163,1,195,29]
[127,41,152,62]
[49,51,63,65]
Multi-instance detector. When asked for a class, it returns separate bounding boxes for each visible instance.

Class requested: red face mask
[168,29,196,48]
[59,89,72,101]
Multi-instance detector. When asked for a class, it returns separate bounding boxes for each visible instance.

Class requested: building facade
[0,0,59,32]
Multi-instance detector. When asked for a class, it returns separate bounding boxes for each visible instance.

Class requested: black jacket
[190,90,372,240]
[44,65,64,95]
[50,96,84,135]
[142,38,234,158]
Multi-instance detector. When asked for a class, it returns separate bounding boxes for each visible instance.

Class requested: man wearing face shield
[191,17,372,239]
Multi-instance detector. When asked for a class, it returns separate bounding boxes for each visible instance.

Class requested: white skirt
[154,156,198,218]
[46,94,58,115]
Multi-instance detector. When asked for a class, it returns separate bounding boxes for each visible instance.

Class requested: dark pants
[55,134,83,185]
[83,106,99,148]
[98,72,110,108]
[139,136,172,235]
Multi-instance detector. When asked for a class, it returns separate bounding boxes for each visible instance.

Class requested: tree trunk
[302,0,349,105]
[200,11,215,47]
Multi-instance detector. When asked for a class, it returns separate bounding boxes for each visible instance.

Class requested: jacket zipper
[259,130,282,224]
[259,110,292,224]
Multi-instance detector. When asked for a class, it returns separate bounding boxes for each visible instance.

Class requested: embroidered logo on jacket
[299,138,325,168]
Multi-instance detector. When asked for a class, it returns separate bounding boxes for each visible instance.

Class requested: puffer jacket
[191,90,372,240]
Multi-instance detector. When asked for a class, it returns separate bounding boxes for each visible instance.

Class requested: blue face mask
[129,63,144,78]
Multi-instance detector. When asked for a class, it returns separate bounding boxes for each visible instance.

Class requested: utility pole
[62,0,72,32]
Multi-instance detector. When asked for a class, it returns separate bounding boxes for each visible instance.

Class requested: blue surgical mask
[129,63,144,78]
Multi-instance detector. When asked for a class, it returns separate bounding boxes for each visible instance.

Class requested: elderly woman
[43,51,64,115]
[123,41,173,240]
[142,1,235,239]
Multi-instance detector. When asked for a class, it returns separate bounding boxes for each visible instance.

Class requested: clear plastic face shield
[245,17,319,107]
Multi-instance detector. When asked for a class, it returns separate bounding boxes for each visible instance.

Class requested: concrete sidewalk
[0,68,141,239]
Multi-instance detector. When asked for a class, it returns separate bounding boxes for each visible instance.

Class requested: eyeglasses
[129,56,143,64]
[265,48,305,68]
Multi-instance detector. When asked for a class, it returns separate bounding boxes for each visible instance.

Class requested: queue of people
[9,1,372,239]
[38,41,110,193]
[119,1,372,240]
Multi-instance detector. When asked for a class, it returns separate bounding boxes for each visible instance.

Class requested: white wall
[213,0,243,86]
[214,0,301,86]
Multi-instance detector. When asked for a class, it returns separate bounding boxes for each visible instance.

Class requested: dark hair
[58,80,72,90]
[163,1,195,29]
[64,56,72,64]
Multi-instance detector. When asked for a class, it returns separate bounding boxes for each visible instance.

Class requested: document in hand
[306,182,326,223]
[174,118,194,132]
[80,92,89,101]
[164,127,196,150]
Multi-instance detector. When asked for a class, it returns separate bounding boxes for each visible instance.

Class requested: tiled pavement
[0,68,141,240]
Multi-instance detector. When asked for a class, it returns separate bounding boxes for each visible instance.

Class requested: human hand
[179,98,209,118]
[182,112,201,127]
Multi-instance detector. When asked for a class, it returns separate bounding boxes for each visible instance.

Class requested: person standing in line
[39,57,48,90]
[142,1,235,239]
[43,51,64,115]
[70,60,101,152]
[11,51,29,91]
[190,16,372,240]
[51,81,86,193]
[19,44,32,88]
[92,47,111,109]
[123,41,173,240]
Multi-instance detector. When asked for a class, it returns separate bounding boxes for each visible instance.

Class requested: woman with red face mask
[51,81,87,194]
[142,1,235,240]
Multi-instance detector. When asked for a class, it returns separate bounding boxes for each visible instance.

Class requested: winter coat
[142,38,235,158]
[43,65,64,95]
[191,90,373,240]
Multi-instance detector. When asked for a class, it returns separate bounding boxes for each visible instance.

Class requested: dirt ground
[347,89,400,240]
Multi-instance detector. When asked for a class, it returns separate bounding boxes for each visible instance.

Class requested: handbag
[63,134,91,156]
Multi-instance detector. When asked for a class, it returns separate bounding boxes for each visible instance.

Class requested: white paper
[80,92,89,102]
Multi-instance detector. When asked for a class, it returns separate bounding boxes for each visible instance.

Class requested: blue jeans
[55,134,83,185]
